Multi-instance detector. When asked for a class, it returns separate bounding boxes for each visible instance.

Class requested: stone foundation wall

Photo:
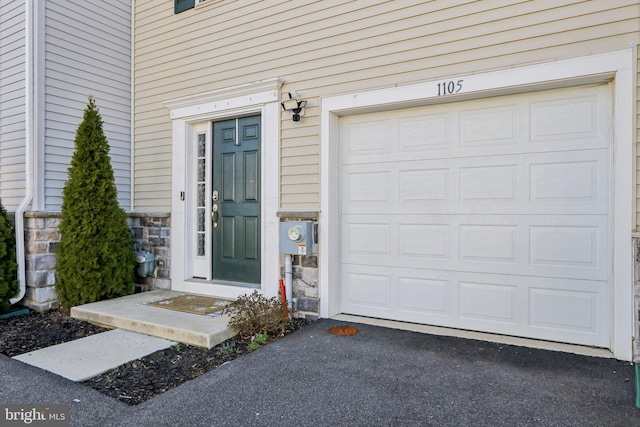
[20,211,171,312]
[129,213,171,291]
[23,212,61,312]
[284,253,319,319]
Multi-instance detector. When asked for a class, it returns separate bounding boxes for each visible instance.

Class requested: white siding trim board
[320,50,634,361]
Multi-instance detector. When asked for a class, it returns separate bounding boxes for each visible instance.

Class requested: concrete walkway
[2,319,639,426]
[13,329,175,381]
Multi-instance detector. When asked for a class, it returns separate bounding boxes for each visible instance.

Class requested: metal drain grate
[329,325,359,336]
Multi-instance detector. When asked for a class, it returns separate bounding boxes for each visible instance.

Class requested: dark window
[175,0,195,14]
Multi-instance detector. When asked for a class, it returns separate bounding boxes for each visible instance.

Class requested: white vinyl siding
[43,0,131,211]
[0,0,26,211]
[133,0,640,212]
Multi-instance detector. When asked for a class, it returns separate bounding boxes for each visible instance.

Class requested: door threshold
[175,280,261,300]
[331,314,615,359]
[187,278,260,289]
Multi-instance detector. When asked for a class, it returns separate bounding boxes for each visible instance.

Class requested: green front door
[211,116,261,284]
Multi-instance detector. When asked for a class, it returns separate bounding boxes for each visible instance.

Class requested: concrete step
[70,290,236,349]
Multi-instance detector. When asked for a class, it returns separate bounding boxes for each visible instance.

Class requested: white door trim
[164,78,282,300]
[320,50,634,360]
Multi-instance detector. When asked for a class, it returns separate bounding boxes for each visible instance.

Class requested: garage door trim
[319,50,634,360]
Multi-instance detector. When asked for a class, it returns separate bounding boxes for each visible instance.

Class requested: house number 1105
[437,79,464,96]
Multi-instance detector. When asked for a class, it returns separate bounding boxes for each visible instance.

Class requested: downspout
[284,254,293,309]
[11,0,35,305]
[130,0,135,212]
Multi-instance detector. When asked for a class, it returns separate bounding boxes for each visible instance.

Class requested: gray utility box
[280,221,314,255]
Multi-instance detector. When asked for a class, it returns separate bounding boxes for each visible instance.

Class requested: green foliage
[253,333,268,345]
[55,97,135,307]
[217,341,240,357]
[0,199,19,313]
[228,291,292,340]
[248,333,269,351]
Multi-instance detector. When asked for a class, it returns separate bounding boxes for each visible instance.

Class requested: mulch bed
[0,309,308,405]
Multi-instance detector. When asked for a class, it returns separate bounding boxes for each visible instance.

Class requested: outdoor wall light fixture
[281,93,307,122]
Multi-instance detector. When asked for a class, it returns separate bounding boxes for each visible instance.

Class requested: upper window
[174,0,194,14]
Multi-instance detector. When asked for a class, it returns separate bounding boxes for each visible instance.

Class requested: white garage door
[339,84,612,348]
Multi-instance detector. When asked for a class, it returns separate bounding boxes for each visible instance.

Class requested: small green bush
[217,341,240,357]
[0,198,19,313]
[248,333,269,351]
[55,97,135,307]
[228,291,292,339]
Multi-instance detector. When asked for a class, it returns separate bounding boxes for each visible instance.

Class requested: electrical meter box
[280,221,314,255]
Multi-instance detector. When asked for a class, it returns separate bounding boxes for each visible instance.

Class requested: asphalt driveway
[1,319,638,426]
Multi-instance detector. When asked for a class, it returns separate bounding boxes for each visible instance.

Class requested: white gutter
[11,0,35,305]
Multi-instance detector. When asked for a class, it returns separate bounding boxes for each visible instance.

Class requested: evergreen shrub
[0,198,19,313]
[55,97,135,307]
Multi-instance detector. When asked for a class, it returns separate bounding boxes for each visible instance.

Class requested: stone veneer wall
[284,253,319,319]
[278,211,319,320]
[129,213,171,291]
[21,211,171,312]
[24,212,61,311]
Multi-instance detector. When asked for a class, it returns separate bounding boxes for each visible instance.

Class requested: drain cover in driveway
[329,325,358,336]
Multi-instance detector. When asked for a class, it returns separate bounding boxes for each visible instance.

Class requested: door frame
[165,78,281,300]
[320,50,634,360]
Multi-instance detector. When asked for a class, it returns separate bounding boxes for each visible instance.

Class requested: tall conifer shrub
[56,97,135,307]
[0,198,19,313]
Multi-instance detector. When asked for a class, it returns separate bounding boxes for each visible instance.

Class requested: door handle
[212,204,219,228]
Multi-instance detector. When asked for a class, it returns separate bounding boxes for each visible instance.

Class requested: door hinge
[180,191,185,201]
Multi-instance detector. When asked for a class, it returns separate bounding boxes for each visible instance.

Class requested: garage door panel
[459,104,522,147]
[343,214,608,282]
[339,84,612,348]
[398,113,452,152]
[343,119,393,155]
[459,281,518,324]
[341,266,609,347]
[343,270,392,309]
[343,169,391,203]
[342,266,611,347]
[529,153,607,207]
[530,225,600,268]
[398,223,451,259]
[530,93,608,146]
[399,168,451,202]
[529,288,598,332]
[343,150,608,216]
[343,221,392,257]
[459,164,517,203]
[459,225,517,263]
[397,277,450,315]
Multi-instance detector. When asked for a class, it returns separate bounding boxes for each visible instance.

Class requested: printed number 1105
[437,80,463,96]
